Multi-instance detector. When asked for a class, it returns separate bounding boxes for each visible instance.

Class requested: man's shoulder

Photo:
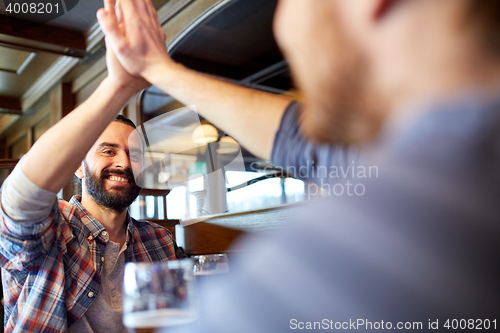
[130,218,174,237]
[128,218,181,260]
[55,197,85,222]
[56,196,75,210]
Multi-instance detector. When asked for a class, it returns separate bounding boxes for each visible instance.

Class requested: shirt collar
[70,195,133,244]
[126,216,135,245]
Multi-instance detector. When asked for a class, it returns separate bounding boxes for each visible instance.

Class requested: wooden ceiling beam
[0,95,22,114]
[0,39,85,58]
[0,14,86,55]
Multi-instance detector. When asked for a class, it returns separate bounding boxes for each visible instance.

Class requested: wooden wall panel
[4,90,51,145]
[74,71,107,107]
[183,222,245,255]
[32,115,50,143]
[8,134,28,159]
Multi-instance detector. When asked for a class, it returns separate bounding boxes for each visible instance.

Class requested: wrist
[141,57,185,87]
[101,77,137,99]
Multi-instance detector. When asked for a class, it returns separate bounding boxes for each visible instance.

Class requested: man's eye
[103,150,114,155]
[130,154,141,161]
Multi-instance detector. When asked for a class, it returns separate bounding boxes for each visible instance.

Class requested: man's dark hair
[114,114,136,129]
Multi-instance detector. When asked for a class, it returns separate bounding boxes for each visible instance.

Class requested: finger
[114,0,125,34]
[143,0,166,45]
[151,1,168,45]
[120,0,144,25]
[102,0,119,24]
[119,0,144,38]
[97,9,128,52]
[144,0,159,28]
[103,0,116,12]
[133,0,151,21]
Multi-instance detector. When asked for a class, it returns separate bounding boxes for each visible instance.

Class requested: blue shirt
[272,102,362,185]
[176,97,500,332]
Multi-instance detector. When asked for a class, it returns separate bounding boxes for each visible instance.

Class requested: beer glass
[192,254,229,288]
[123,259,198,333]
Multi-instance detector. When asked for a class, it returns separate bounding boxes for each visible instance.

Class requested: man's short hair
[114,114,137,129]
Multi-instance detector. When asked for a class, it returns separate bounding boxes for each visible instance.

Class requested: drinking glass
[192,254,229,288]
[123,259,197,333]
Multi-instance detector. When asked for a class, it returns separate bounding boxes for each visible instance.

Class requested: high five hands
[97,0,177,84]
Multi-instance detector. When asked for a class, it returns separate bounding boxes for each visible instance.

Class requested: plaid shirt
[0,195,183,333]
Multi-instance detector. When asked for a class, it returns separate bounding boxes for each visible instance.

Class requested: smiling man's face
[77,121,143,212]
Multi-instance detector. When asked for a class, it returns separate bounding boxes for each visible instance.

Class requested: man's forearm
[145,62,292,160]
[98,0,291,160]
[21,78,136,193]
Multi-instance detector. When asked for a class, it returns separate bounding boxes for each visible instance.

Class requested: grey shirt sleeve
[1,161,58,225]
[271,102,359,184]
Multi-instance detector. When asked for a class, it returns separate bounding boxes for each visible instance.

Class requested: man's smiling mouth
[107,175,129,183]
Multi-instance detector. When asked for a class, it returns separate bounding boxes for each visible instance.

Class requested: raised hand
[97,0,176,81]
[100,0,150,93]
[98,0,291,164]
[105,38,150,93]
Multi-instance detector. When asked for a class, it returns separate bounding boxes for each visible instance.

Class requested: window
[129,0,306,222]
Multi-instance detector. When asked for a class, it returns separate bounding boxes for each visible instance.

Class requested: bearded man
[98,0,500,331]
[0,27,183,333]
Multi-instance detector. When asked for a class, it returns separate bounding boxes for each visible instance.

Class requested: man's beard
[299,60,385,146]
[83,163,142,213]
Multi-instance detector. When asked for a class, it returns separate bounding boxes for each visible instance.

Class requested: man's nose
[114,151,131,169]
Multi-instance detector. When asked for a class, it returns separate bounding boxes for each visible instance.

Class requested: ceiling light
[217,136,240,154]
[158,171,171,183]
[192,124,219,144]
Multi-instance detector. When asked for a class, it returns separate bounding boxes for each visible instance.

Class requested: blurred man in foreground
[99,0,500,331]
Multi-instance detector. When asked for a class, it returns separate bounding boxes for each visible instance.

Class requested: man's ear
[75,162,85,180]
[373,0,402,20]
